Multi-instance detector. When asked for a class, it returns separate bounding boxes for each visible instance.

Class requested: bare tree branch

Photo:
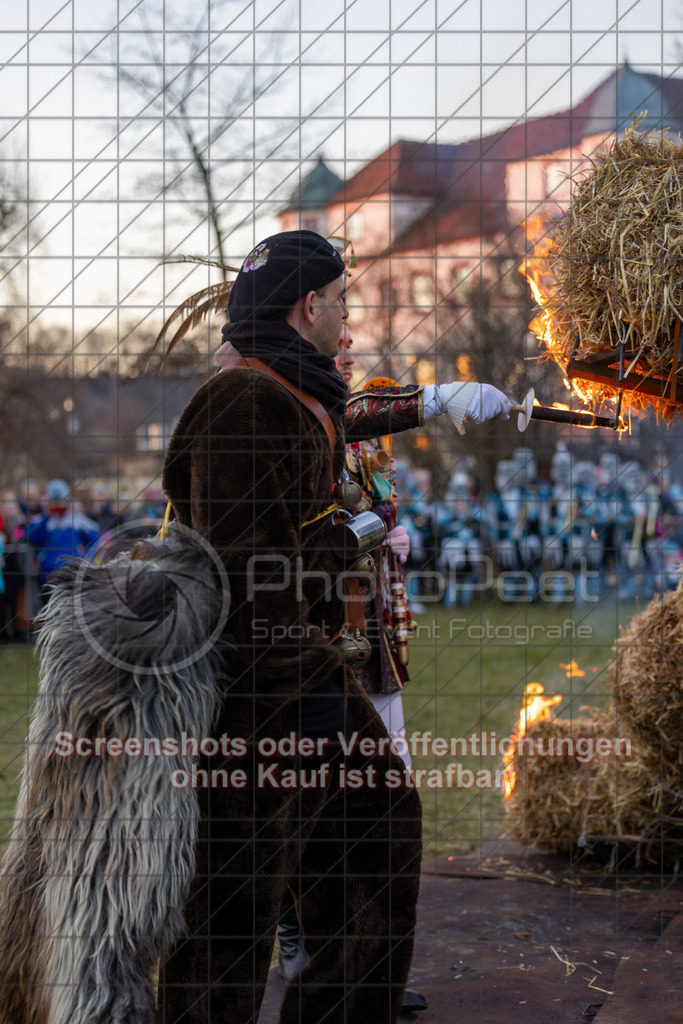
[92,0,299,272]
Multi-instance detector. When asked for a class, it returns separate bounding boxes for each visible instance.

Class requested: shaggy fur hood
[0,528,232,1024]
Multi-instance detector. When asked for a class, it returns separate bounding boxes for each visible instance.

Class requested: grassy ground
[0,594,639,856]
[402,593,638,856]
[0,644,40,831]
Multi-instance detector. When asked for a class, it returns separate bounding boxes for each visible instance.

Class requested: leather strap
[220,352,337,463]
[220,351,365,632]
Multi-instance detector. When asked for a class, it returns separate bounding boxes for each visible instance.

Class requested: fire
[502,682,563,799]
[560,659,586,678]
[518,217,592,405]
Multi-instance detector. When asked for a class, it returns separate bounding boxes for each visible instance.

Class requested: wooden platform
[258,838,683,1023]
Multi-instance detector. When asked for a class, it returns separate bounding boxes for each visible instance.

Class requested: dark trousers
[159,692,422,1024]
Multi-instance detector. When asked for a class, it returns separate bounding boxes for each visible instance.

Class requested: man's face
[310,275,348,357]
[335,326,354,385]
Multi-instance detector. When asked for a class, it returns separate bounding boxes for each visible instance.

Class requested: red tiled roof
[327,65,683,252]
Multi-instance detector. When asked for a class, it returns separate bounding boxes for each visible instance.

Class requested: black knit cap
[227,230,346,322]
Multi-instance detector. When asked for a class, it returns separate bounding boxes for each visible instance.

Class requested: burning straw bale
[505,582,683,860]
[537,120,683,415]
[505,715,611,854]
[503,707,682,857]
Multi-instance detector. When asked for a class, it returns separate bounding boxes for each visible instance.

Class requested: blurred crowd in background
[395,444,683,609]
[0,480,167,642]
[1,444,682,642]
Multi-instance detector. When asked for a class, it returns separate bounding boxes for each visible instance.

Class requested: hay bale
[504,716,610,854]
[598,579,683,859]
[590,741,683,843]
[505,581,683,860]
[609,574,683,746]
[589,703,683,860]
[505,685,683,861]
[538,119,683,416]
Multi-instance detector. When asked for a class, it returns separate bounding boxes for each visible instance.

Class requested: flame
[518,217,592,405]
[502,682,563,799]
[560,659,586,678]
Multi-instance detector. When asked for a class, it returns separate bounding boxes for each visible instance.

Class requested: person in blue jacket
[26,479,100,593]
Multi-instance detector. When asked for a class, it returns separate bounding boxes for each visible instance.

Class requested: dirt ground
[259,837,683,1023]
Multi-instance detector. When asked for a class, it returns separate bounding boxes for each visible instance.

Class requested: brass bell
[333,480,364,513]
[333,629,372,664]
[354,631,372,662]
[346,552,376,577]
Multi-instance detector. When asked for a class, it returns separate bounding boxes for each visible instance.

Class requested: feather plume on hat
[151,235,356,367]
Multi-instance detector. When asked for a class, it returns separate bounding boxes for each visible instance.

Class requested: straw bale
[505,697,683,859]
[591,740,683,843]
[538,120,683,417]
[609,573,683,746]
[589,703,683,856]
[505,716,610,854]
[505,581,683,859]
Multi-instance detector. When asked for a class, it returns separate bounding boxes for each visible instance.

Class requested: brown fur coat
[163,367,348,716]
[160,366,423,1024]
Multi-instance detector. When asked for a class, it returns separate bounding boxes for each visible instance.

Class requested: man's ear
[285,290,318,337]
[300,289,317,326]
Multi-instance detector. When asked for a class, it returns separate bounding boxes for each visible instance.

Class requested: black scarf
[221,319,348,415]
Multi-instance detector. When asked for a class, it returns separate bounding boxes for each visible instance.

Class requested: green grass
[402,594,638,856]
[0,644,40,832]
[0,595,638,857]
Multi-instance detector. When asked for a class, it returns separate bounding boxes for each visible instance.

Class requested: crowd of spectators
[396,444,683,608]
[0,481,167,642]
[0,451,681,641]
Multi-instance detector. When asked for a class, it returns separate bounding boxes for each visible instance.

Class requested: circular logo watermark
[73,519,231,673]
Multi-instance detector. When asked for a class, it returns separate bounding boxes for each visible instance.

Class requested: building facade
[279,64,683,387]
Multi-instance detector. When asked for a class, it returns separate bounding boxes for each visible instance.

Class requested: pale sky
[1,0,681,347]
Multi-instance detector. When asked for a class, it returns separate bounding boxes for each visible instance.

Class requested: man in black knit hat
[160,231,424,1024]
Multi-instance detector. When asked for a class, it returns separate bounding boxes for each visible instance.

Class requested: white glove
[424,382,510,434]
[384,524,410,563]
[465,384,510,425]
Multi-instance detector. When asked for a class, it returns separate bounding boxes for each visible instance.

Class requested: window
[412,274,433,309]
[407,354,436,386]
[348,210,364,239]
[545,162,570,201]
[345,291,365,324]
[451,267,475,305]
[415,358,435,386]
[456,353,473,380]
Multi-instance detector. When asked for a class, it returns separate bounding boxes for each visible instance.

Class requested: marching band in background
[398,445,683,609]
[2,445,681,643]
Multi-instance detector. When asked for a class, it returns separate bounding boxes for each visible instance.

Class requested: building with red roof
[279,64,683,385]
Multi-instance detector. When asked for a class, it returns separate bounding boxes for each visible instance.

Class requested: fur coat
[0,365,423,1024]
[163,366,348,718]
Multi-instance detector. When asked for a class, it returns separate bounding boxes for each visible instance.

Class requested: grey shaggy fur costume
[0,529,232,1024]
